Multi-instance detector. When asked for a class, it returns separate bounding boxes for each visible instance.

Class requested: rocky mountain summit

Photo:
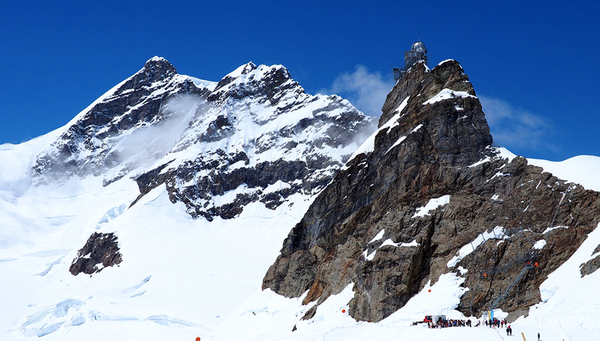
[32,57,375,221]
[134,62,375,220]
[33,57,211,181]
[263,60,600,322]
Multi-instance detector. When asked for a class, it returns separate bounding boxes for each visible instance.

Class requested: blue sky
[1,1,599,161]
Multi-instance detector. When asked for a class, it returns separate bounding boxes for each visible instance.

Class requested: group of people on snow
[485,318,513,335]
[485,318,512,336]
[426,318,470,328]
[422,315,515,335]
[420,315,543,339]
[485,317,507,328]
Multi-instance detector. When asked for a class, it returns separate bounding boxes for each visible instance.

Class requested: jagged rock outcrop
[580,244,600,277]
[131,62,375,220]
[69,232,122,275]
[263,60,600,322]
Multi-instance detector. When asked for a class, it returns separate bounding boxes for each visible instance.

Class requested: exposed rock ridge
[33,57,210,180]
[134,63,375,220]
[32,57,375,221]
[263,59,600,322]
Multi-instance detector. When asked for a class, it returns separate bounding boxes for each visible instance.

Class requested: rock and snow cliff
[263,60,600,322]
[2,55,600,341]
[32,57,375,222]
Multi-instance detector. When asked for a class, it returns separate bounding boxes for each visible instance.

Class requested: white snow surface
[533,240,547,250]
[543,225,568,234]
[412,195,451,219]
[362,231,420,261]
[422,88,476,106]
[528,155,600,191]
[0,144,315,339]
[368,229,385,244]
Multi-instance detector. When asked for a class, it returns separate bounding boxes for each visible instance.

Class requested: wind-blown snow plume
[113,95,207,168]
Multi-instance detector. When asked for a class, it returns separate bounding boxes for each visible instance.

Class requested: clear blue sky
[1,1,599,161]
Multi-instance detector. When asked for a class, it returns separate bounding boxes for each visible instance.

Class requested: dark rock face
[69,232,122,275]
[33,57,210,180]
[263,60,600,322]
[580,244,600,277]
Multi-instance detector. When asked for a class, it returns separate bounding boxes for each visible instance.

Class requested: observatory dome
[411,41,427,53]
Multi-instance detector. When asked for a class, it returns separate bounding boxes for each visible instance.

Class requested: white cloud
[321,65,395,117]
[479,95,556,153]
[114,94,205,167]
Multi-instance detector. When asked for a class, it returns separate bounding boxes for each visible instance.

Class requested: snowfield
[528,155,600,192]
[2,131,600,341]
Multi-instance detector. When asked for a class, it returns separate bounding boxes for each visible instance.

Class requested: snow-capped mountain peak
[131,61,375,220]
[30,57,375,221]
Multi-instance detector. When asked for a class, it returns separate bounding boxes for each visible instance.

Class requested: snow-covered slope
[495,147,600,192]
[0,171,312,340]
[528,155,600,192]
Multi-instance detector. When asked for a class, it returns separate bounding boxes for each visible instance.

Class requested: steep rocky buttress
[263,60,600,322]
